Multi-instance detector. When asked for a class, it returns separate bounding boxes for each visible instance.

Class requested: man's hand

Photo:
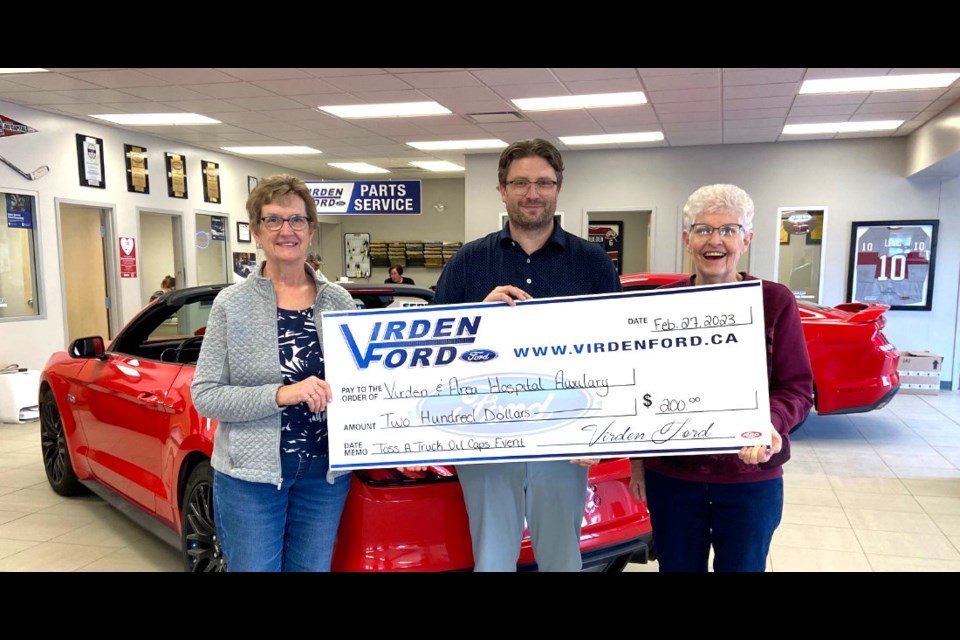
[570,458,599,468]
[483,285,532,306]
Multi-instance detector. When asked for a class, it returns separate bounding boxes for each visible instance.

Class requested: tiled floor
[627,389,960,572]
[1,391,959,571]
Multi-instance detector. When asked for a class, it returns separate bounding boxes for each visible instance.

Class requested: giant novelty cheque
[322,281,771,471]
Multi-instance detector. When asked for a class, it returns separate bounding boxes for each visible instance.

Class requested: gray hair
[682,184,755,232]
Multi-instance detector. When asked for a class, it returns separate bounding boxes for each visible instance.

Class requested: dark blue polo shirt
[434,221,621,304]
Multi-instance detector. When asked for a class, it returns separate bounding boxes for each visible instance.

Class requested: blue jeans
[644,469,783,572]
[213,455,351,572]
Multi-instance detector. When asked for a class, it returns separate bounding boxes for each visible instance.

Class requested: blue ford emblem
[461,349,498,363]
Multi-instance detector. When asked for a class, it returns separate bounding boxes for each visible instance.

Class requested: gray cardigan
[191,262,356,486]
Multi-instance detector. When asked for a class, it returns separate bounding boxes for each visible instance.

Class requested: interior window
[0,190,41,319]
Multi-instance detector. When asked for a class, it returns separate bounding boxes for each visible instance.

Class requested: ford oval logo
[461,349,498,363]
[741,431,762,439]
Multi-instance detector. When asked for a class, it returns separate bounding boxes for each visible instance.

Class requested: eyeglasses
[505,179,558,194]
[689,223,744,238]
[260,215,311,231]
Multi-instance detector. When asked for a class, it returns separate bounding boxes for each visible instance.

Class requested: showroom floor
[1,391,959,572]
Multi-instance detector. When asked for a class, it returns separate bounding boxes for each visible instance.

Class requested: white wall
[0,100,319,371]
[466,137,960,385]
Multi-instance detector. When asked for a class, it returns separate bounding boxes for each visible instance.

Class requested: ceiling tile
[214,68,312,81]
[722,68,805,85]
[641,72,720,91]
[68,69,175,88]
[185,82,273,99]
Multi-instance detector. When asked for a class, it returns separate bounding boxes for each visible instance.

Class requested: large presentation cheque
[323,280,770,470]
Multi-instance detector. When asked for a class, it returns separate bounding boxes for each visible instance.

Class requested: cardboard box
[898,351,943,395]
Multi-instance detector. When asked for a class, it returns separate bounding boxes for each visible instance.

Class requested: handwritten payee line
[380,408,639,430]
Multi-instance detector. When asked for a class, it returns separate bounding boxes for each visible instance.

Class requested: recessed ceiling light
[328,162,389,174]
[800,73,960,94]
[409,161,464,172]
[221,146,322,155]
[91,113,221,125]
[782,121,904,135]
[559,132,664,145]
[0,68,48,74]
[407,139,507,151]
[512,91,648,111]
[318,101,451,118]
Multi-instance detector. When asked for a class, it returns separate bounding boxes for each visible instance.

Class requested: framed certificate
[202,160,221,204]
[236,221,251,243]
[165,152,188,199]
[247,176,259,193]
[847,220,938,311]
[76,134,105,188]
[124,144,149,194]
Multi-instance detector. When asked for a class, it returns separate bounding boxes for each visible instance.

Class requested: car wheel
[181,461,225,572]
[39,387,88,496]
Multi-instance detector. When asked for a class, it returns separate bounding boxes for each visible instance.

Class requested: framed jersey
[847,220,938,311]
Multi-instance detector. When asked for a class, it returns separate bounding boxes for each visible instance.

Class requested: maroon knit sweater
[643,274,814,483]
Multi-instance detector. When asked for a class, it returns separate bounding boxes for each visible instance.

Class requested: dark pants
[645,469,783,572]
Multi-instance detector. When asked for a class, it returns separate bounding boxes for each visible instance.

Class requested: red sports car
[39,283,653,572]
[620,273,900,415]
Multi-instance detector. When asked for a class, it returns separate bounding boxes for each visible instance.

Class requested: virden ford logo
[339,315,482,369]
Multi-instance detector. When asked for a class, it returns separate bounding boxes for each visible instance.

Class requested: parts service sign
[306,180,421,215]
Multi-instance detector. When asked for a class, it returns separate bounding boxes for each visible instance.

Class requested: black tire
[181,461,225,572]
[39,387,88,496]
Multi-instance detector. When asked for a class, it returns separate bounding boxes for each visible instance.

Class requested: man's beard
[507,201,555,231]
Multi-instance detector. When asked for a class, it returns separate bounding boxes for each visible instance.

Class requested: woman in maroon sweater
[630,184,813,572]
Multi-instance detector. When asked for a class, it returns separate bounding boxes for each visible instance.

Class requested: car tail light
[354,465,458,486]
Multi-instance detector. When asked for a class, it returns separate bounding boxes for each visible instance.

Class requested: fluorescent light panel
[559,132,664,145]
[409,161,464,172]
[407,139,507,150]
[0,68,48,74]
[318,101,451,118]
[91,113,220,125]
[800,73,960,94]
[328,162,389,174]
[513,91,647,111]
[782,121,903,135]
[221,146,322,155]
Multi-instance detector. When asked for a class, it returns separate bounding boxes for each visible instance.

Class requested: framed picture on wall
[236,221,251,243]
[248,176,259,193]
[124,144,149,194]
[344,232,371,279]
[588,221,623,274]
[76,134,105,188]
[847,220,938,311]
[165,152,188,199]
[202,160,221,204]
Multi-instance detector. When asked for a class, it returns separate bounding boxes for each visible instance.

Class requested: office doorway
[57,202,118,343]
[138,210,184,304]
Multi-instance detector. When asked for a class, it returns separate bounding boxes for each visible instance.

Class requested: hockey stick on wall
[0,154,49,180]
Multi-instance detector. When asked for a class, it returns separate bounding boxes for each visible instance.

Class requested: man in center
[433,138,621,571]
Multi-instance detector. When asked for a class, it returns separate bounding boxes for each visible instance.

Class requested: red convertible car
[39,283,653,572]
[620,273,900,415]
